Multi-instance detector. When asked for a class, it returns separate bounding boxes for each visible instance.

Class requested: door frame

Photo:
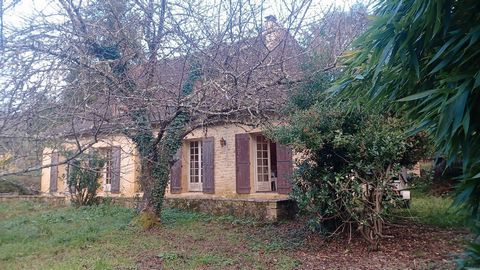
[253,134,272,192]
[188,140,203,192]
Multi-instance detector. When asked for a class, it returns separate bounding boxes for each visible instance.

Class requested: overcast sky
[5,0,364,28]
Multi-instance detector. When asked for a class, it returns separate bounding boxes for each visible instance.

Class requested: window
[189,141,203,191]
[256,135,270,184]
[100,148,113,190]
[254,134,278,192]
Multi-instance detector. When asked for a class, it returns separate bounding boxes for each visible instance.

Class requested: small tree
[67,152,105,206]
[274,100,428,250]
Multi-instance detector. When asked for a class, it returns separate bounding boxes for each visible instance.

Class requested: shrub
[66,151,105,206]
[274,101,428,250]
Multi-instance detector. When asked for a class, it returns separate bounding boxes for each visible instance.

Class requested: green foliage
[66,151,105,206]
[274,99,427,249]
[332,0,480,265]
[410,173,434,194]
[459,242,480,269]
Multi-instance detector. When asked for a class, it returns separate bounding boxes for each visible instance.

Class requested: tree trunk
[139,156,158,216]
[132,118,185,226]
[360,184,383,251]
[141,154,171,215]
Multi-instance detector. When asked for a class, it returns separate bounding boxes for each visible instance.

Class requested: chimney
[265,15,277,22]
[263,15,283,50]
[264,15,278,31]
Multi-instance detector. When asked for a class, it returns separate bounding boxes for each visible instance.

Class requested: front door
[189,140,203,192]
[255,135,272,192]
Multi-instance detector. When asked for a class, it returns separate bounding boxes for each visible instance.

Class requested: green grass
[0,201,300,270]
[396,191,467,229]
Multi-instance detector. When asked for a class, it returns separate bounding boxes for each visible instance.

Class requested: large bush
[274,101,428,250]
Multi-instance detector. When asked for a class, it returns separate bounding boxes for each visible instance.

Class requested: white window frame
[100,148,113,192]
[188,140,203,192]
[254,134,272,192]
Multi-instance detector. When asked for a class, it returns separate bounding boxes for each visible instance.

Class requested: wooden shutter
[65,162,70,193]
[170,147,182,194]
[235,133,251,194]
[202,137,215,193]
[111,146,121,193]
[49,152,59,193]
[276,143,293,194]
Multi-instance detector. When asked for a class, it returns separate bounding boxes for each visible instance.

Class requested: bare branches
[0,0,367,190]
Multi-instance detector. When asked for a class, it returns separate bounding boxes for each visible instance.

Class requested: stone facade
[170,123,289,198]
[40,123,292,201]
[0,194,67,206]
[40,136,140,196]
[164,197,296,221]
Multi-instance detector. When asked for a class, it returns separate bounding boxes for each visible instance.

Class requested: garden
[0,192,467,269]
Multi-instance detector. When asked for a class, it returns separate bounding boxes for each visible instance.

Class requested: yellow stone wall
[166,124,285,198]
[41,124,288,199]
[40,136,140,197]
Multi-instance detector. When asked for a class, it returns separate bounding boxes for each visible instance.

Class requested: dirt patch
[280,221,466,269]
[136,254,164,270]
[135,216,467,270]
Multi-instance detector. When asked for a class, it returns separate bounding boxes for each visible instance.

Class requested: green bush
[274,101,428,250]
[66,151,105,206]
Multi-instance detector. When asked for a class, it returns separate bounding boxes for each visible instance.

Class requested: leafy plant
[274,100,427,250]
[66,151,105,206]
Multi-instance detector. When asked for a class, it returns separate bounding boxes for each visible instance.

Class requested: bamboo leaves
[332,0,480,266]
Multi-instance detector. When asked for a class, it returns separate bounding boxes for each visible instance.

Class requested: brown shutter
[170,147,182,194]
[111,146,121,193]
[49,152,59,193]
[276,143,293,194]
[202,137,215,193]
[66,162,72,193]
[235,133,250,194]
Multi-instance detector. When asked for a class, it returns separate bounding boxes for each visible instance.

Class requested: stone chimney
[263,15,284,50]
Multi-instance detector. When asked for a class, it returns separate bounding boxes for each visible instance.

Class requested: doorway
[254,134,277,192]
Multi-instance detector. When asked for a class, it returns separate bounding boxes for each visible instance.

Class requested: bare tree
[0,0,368,220]
[0,0,317,219]
[303,3,369,71]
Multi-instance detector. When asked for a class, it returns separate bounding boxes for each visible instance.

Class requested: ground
[0,193,467,270]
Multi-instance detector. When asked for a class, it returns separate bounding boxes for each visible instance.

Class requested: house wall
[40,136,140,196]
[166,123,287,199]
[41,123,290,199]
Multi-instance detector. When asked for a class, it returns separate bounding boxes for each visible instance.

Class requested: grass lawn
[395,191,468,229]
[0,201,301,270]
[0,198,466,270]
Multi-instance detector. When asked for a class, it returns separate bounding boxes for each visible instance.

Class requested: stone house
[40,16,301,220]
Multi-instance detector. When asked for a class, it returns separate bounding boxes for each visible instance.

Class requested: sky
[4,0,364,29]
